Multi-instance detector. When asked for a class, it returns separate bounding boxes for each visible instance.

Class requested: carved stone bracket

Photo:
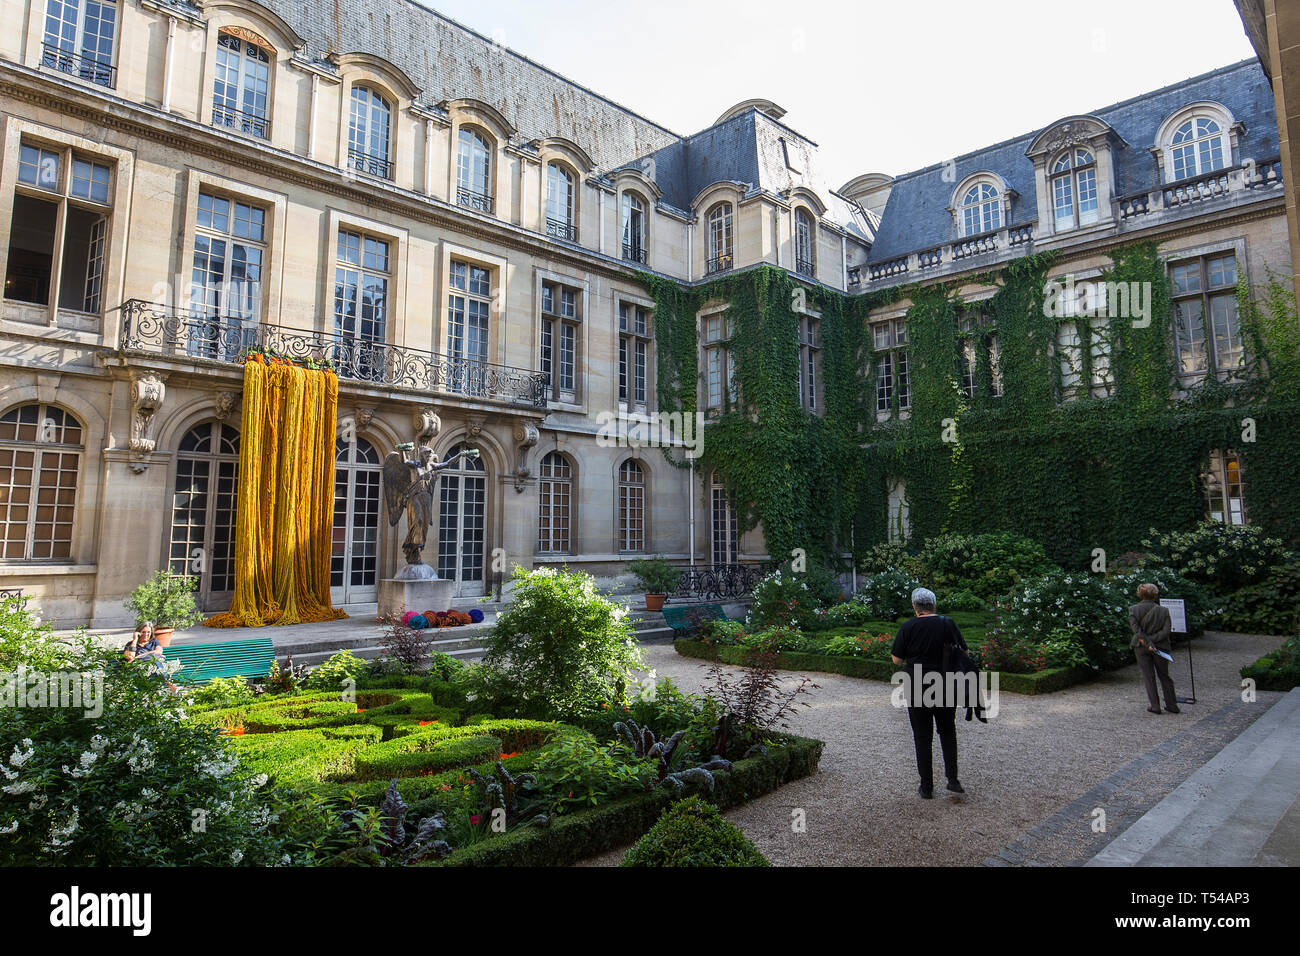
[214,390,240,422]
[413,408,441,449]
[512,421,540,492]
[128,372,166,473]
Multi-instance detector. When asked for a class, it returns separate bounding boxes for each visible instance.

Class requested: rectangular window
[449,259,491,396]
[619,301,653,409]
[872,318,908,413]
[334,228,389,380]
[1171,253,1242,381]
[798,315,820,412]
[1204,450,1245,525]
[703,312,734,411]
[42,0,118,87]
[541,280,581,402]
[6,141,112,315]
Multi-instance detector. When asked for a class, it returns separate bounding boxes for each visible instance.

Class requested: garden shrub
[1240,635,1300,691]
[620,796,769,867]
[808,595,875,631]
[189,675,256,710]
[988,569,1130,670]
[856,568,922,621]
[747,568,819,628]
[303,650,369,692]
[974,631,1047,674]
[349,735,502,782]
[1035,627,1091,670]
[0,596,76,672]
[1140,522,1290,595]
[530,733,657,813]
[1106,566,1212,637]
[1215,558,1300,635]
[473,566,643,720]
[856,541,915,575]
[915,531,1057,603]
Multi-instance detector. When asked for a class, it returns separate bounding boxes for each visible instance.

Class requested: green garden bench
[163,637,276,685]
[661,602,729,637]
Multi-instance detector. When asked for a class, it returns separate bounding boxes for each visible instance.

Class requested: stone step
[1088,688,1300,866]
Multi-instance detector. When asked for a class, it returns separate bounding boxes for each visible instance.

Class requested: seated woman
[125,622,176,691]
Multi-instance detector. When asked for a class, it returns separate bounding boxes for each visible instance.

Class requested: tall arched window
[437,442,487,593]
[794,208,815,277]
[0,404,82,561]
[621,191,646,262]
[706,202,733,274]
[212,31,271,139]
[959,182,1002,236]
[457,128,493,212]
[169,421,239,608]
[348,85,392,179]
[331,436,382,604]
[617,459,645,553]
[546,163,576,240]
[537,452,573,554]
[710,471,738,565]
[1051,148,1098,231]
[1171,116,1226,180]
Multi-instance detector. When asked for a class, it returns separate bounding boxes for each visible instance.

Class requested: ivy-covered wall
[640,241,1300,571]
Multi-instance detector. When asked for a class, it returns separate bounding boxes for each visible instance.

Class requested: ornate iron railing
[457,187,494,214]
[119,300,548,408]
[41,43,115,87]
[546,218,577,242]
[348,147,393,180]
[672,563,773,601]
[0,588,25,604]
[622,242,647,264]
[706,254,733,275]
[213,102,270,140]
[794,256,815,277]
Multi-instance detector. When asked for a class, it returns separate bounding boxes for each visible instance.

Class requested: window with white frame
[213,32,271,139]
[797,314,821,412]
[42,0,117,87]
[1051,148,1099,231]
[617,459,646,553]
[706,202,733,274]
[794,208,815,277]
[621,191,646,262]
[540,280,580,401]
[1170,116,1227,181]
[1056,314,1113,401]
[702,312,736,412]
[959,182,1002,236]
[873,318,909,413]
[537,452,573,553]
[5,141,112,316]
[347,86,392,179]
[619,301,652,411]
[1170,253,1244,381]
[0,403,82,562]
[189,191,266,359]
[710,471,739,565]
[1204,450,1245,526]
[334,229,390,380]
[448,259,492,396]
[546,163,576,241]
[456,128,493,213]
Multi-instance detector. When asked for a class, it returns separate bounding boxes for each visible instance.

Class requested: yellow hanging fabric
[204,360,347,628]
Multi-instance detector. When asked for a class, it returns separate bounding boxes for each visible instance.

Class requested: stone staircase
[1087,687,1300,866]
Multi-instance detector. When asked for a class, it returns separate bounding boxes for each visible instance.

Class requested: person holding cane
[1130,583,1179,715]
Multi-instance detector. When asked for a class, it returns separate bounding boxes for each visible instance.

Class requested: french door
[436,442,486,596]
[331,436,381,604]
[168,422,239,611]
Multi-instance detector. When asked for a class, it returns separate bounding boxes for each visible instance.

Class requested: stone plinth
[379,577,455,619]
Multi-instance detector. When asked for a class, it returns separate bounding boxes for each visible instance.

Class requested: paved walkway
[579,630,1287,866]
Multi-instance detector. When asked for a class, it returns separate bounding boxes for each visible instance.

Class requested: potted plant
[124,570,205,645]
[628,556,682,612]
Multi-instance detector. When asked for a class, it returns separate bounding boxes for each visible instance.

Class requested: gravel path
[579,631,1286,866]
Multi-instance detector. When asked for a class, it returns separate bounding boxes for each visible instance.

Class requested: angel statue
[382,442,480,578]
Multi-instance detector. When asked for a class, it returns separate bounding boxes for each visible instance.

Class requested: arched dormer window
[545,162,577,241]
[1051,148,1098,231]
[1170,116,1227,180]
[212,31,271,139]
[457,128,493,213]
[794,208,816,277]
[959,182,1002,236]
[348,85,392,179]
[706,202,733,274]
[41,0,118,88]
[621,191,647,262]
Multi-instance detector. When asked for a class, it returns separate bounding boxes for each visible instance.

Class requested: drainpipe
[688,456,696,567]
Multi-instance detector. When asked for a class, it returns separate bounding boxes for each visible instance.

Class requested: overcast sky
[420,0,1258,189]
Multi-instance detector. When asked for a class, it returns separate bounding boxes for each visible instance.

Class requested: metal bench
[661,602,729,638]
[163,637,276,685]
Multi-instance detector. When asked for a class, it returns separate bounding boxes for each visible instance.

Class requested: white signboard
[1161,598,1187,634]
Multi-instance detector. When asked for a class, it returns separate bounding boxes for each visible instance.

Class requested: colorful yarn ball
[408,614,428,629]
[401,611,417,626]
[468,608,485,623]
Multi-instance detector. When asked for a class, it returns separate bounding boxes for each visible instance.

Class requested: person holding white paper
[1129,583,1179,715]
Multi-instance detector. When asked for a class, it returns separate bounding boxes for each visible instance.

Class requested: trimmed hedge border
[672,640,1093,696]
[1240,644,1300,692]
[424,731,825,867]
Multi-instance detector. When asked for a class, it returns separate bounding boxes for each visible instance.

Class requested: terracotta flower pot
[152,627,175,647]
[645,593,666,612]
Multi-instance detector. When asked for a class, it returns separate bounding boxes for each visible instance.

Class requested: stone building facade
[0,0,1289,626]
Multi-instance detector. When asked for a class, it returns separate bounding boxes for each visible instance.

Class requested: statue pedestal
[379,577,455,619]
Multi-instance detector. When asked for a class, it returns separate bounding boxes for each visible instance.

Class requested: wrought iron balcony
[347,147,393,180]
[546,217,577,242]
[706,254,733,276]
[794,256,815,278]
[671,563,774,601]
[119,300,547,408]
[457,187,494,214]
[213,102,270,140]
[41,43,115,88]
[622,242,647,264]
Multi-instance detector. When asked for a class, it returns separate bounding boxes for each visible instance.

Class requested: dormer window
[1051,148,1098,231]
[347,86,392,179]
[213,32,271,140]
[959,182,1001,236]
[457,128,493,213]
[41,0,117,87]
[546,162,576,241]
[621,191,646,262]
[1170,117,1226,180]
[706,202,733,274]
[794,209,815,277]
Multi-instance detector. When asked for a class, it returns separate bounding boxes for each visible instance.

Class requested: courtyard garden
[0,567,821,867]
[675,525,1300,694]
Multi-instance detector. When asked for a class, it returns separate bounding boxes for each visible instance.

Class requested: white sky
[421,0,1258,189]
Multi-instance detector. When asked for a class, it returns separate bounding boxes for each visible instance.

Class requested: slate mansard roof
[867,59,1280,263]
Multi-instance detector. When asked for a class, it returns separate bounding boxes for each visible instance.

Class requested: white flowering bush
[1140,522,1290,594]
[988,569,1130,670]
[855,568,923,622]
[747,569,814,628]
[0,614,281,865]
